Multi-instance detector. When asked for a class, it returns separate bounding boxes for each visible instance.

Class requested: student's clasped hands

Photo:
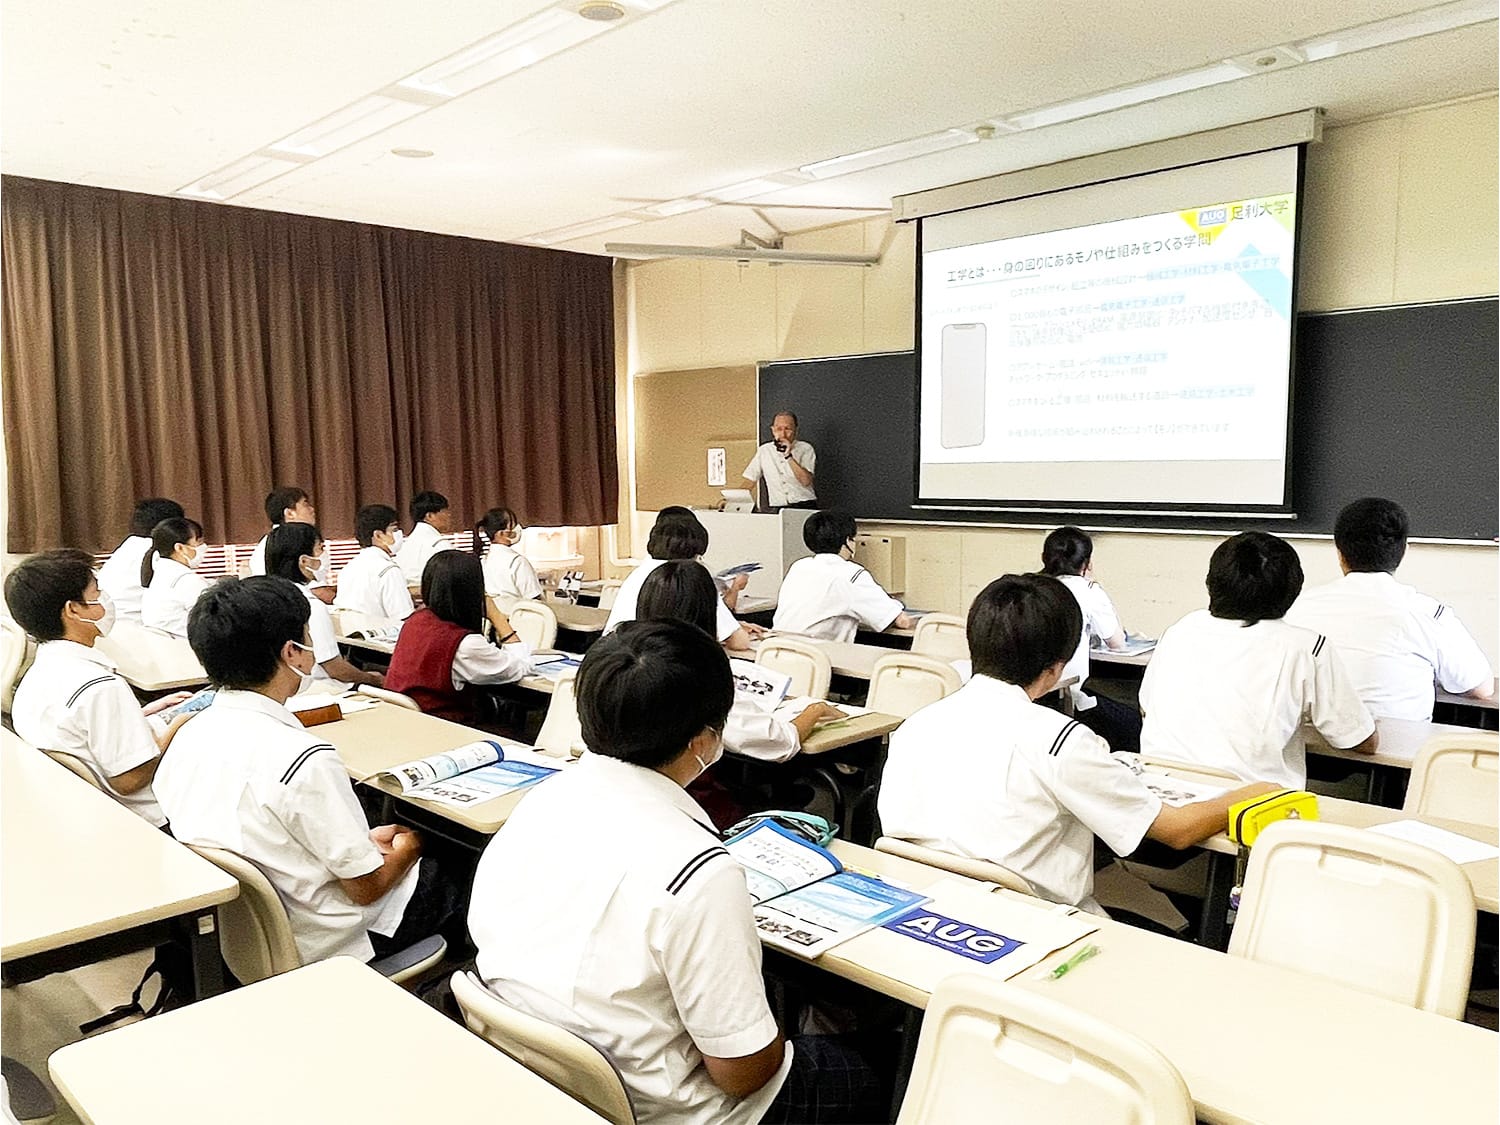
[369,824,423,857]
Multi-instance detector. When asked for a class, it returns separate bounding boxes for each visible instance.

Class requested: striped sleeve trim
[1311,634,1327,657]
[1434,605,1447,620]
[666,846,729,895]
[279,744,335,785]
[849,567,869,584]
[66,675,116,708]
[1047,720,1081,757]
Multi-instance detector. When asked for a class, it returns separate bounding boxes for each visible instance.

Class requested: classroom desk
[47,957,610,1125]
[806,843,1498,1125]
[798,710,903,755]
[0,731,237,1000]
[545,595,609,653]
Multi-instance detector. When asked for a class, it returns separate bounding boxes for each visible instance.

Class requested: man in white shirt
[741,412,816,511]
[1141,532,1378,788]
[334,504,415,621]
[6,549,196,827]
[1287,497,1495,720]
[248,486,322,580]
[773,510,914,643]
[155,575,458,965]
[880,573,1274,914]
[470,620,885,1125]
[97,497,184,623]
[396,490,455,586]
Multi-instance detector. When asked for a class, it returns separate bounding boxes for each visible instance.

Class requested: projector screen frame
[910,142,1309,519]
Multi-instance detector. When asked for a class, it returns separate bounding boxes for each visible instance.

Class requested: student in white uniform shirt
[6,550,197,828]
[606,506,756,652]
[248,486,328,588]
[395,490,455,586]
[155,575,460,965]
[740,411,817,511]
[265,523,383,691]
[879,573,1274,914]
[332,504,414,621]
[139,517,211,637]
[474,506,542,611]
[97,497,184,623]
[1288,497,1495,720]
[1041,525,1141,753]
[469,620,886,1125]
[772,510,914,643]
[1141,532,1378,788]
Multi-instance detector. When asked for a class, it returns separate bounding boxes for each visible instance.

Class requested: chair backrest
[897,974,1194,1125]
[356,684,422,711]
[329,607,385,638]
[42,749,105,791]
[875,836,1033,895]
[451,971,636,1125]
[755,637,832,700]
[509,601,559,650]
[910,612,969,662]
[94,619,207,687]
[1228,819,1476,1018]
[535,671,587,759]
[183,843,303,984]
[0,618,29,714]
[596,580,624,611]
[1404,732,1499,828]
[867,653,962,719]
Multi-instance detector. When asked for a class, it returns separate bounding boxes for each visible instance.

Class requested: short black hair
[421,550,484,632]
[265,522,321,586]
[1334,497,1409,573]
[355,504,399,548]
[646,508,708,560]
[1206,531,1304,626]
[1041,526,1093,576]
[967,573,1081,686]
[637,560,719,636]
[4,549,96,641]
[577,620,733,768]
[264,486,309,526]
[803,510,857,555]
[129,498,185,538]
[141,517,204,588]
[188,576,310,689]
[410,491,449,523]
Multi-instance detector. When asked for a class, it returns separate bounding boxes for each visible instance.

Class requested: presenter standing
[741,411,817,512]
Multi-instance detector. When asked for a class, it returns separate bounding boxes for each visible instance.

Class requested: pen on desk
[1048,944,1101,980]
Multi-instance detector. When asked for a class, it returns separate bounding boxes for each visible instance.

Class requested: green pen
[1048,943,1101,980]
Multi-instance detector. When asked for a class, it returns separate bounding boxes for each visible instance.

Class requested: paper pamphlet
[731,659,792,712]
[1366,820,1500,865]
[1094,634,1156,656]
[352,625,402,645]
[717,562,763,579]
[286,692,378,718]
[775,696,869,725]
[1140,771,1228,807]
[726,819,841,902]
[529,653,582,681]
[375,739,559,808]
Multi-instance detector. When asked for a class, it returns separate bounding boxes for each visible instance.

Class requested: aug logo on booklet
[884,910,1024,964]
[1197,207,1227,225]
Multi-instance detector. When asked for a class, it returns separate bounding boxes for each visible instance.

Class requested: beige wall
[622,98,1499,662]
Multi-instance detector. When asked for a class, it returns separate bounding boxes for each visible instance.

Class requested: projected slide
[917,147,1300,510]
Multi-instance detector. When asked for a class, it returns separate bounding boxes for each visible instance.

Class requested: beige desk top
[1309,716,1483,770]
[48,957,609,1125]
[546,595,609,633]
[1087,645,1153,668]
[94,625,210,693]
[813,842,1498,1125]
[798,710,903,755]
[1,732,238,961]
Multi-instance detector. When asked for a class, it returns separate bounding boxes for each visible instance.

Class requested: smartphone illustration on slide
[940,322,987,448]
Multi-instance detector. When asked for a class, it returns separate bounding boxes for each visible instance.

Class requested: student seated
[385,551,533,721]
[469,619,885,1125]
[605,506,755,651]
[265,523,383,690]
[773,510,914,643]
[475,506,543,611]
[1287,497,1495,720]
[156,576,460,965]
[1141,531,1377,787]
[1040,525,1141,754]
[333,504,415,621]
[97,497,184,623]
[879,573,1275,914]
[638,561,842,762]
[395,490,455,586]
[140,517,211,637]
[249,486,325,584]
[6,550,196,827]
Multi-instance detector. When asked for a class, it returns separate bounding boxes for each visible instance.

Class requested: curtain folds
[1,176,617,552]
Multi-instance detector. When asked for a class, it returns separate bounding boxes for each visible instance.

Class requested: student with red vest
[386,551,534,721]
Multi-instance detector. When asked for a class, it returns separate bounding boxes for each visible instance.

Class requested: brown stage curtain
[1,176,617,552]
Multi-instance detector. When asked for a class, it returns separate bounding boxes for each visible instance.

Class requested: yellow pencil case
[1227,789,1319,846]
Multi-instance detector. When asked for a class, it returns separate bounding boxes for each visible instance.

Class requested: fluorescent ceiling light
[1297,0,1496,61]
[639,197,715,218]
[606,242,878,266]
[176,154,304,200]
[706,177,797,203]
[530,214,641,245]
[396,8,606,99]
[268,96,426,158]
[1006,61,1248,130]
[801,128,979,179]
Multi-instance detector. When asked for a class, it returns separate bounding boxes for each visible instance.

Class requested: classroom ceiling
[2,1,1495,256]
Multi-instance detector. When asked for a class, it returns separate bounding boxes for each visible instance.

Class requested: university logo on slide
[1197,206,1227,225]
[884,909,1024,963]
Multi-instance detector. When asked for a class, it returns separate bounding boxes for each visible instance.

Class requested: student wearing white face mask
[265,522,384,691]
[334,504,414,621]
[474,506,543,612]
[6,550,198,827]
[140,517,212,637]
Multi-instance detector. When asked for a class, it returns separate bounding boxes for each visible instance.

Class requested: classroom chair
[450,971,636,1125]
[355,684,422,711]
[755,637,832,700]
[534,671,586,759]
[875,836,1033,895]
[910,612,968,662]
[1228,820,1476,1018]
[328,606,387,638]
[40,749,104,791]
[183,844,446,987]
[596,580,624,611]
[0,618,34,715]
[896,974,1194,1125]
[866,653,961,719]
[1403,732,1499,828]
[93,620,208,689]
[508,600,558,650]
